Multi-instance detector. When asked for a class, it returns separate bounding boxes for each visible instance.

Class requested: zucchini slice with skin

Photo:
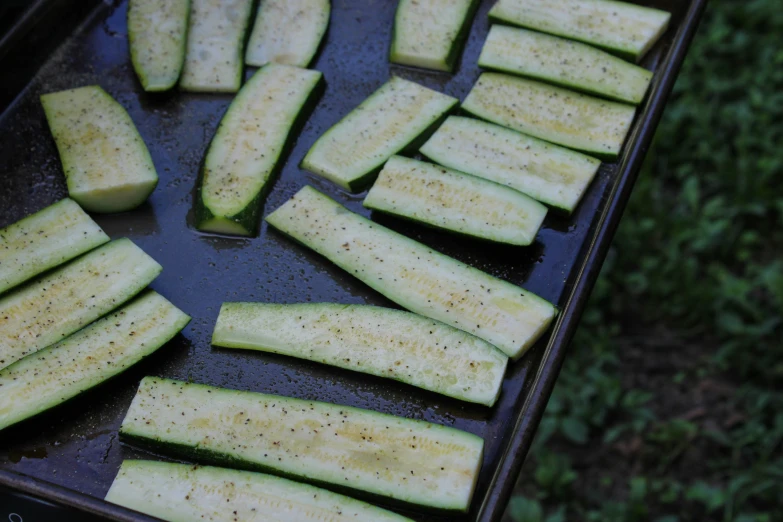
[0,198,109,295]
[195,64,323,236]
[478,25,653,104]
[266,186,556,359]
[245,0,330,68]
[120,377,485,512]
[212,302,508,406]
[420,116,600,213]
[41,86,159,213]
[302,77,458,191]
[180,0,254,93]
[364,155,547,246]
[0,291,189,432]
[462,72,636,160]
[106,460,413,522]
[0,239,162,370]
[488,0,671,62]
[390,0,479,72]
[127,0,191,91]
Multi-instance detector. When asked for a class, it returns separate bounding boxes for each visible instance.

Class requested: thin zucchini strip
[212,302,508,406]
[266,187,556,359]
[0,291,189,431]
[302,77,458,191]
[420,116,600,213]
[0,198,109,295]
[127,0,191,91]
[195,64,323,236]
[462,72,636,160]
[364,155,547,246]
[106,460,413,522]
[478,25,653,104]
[41,86,159,213]
[245,0,330,68]
[488,0,671,62]
[120,377,485,511]
[0,239,162,370]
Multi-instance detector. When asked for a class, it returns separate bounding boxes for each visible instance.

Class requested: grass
[503,1,783,521]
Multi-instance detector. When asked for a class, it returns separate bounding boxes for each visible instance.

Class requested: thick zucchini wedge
[0,292,189,432]
[302,77,458,191]
[245,0,330,68]
[180,0,254,92]
[195,64,323,236]
[0,239,162,370]
[212,302,507,406]
[106,460,413,522]
[390,0,479,72]
[364,155,547,246]
[478,25,653,104]
[127,0,191,91]
[420,116,600,213]
[266,187,556,359]
[0,199,109,295]
[488,0,671,62]
[462,73,636,160]
[120,377,484,511]
[41,86,159,213]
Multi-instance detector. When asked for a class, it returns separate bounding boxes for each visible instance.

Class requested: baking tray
[0,0,706,520]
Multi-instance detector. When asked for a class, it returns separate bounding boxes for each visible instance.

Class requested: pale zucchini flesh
[0,198,109,295]
[41,86,159,213]
[478,25,653,104]
[420,116,600,212]
[390,0,479,72]
[195,64,323,236]
[106,460,413,522]
[245,0,330,68]
[364,155,547,246]
[180,0,254,92]
[0,239,162,370]
[488,0,671,62]
[127,0,191,91]
[120,377,484,511]
[462,72,636,160]
[266,186,556,359]
[302,77,458,191]
[212,302,508,406]
[0,291,189,431]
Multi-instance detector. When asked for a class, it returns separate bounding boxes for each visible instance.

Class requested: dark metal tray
[0,0,705,520]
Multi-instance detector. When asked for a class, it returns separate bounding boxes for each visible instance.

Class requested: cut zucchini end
[69,178,158,214]
[390,51,453,73]
[196,216,254,237]
[301,156,366,192]
[508,304,558,361]
[140,77,178,92]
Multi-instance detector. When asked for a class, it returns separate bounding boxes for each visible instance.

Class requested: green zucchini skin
[0,198,109,295]
[0,291,189,432]
[194,64,324,236]
[120,377,485,512]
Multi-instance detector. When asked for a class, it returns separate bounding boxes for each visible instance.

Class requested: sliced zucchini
[266,187,556,359]
[212,302,507,406]
[180,0,254,92]
[420,116,600,213]
[106,460,413,522]
[0,239,162,370]
[478,25,653,104]
[127,0,191,91]
[390,0,479,72]
[41,86,159,213]
[245,0,330,68]
[195,64,323,236]
[120,377,484,511]
[488,0,671,62]
[462,72,636,160]
[0,198,109,295]
[0,292,189,432]
[364,155,547,246]
[302,77,458,191]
